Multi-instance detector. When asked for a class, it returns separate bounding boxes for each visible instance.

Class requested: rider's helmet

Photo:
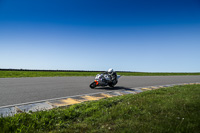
[108,68,113,74]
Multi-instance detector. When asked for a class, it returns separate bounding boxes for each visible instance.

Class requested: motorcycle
[90,73,121,89]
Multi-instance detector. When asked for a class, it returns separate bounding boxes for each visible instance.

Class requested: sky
[0,0,200,72]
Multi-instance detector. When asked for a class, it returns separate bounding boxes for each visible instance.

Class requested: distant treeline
[0,68,131,73]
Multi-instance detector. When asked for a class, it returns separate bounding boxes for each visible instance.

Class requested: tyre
[90,82,96,89]
[109,80,118,87]
[108,83,114,88]
[113,80,118,85]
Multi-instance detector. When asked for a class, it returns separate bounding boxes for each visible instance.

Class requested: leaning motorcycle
[89,73,121,89]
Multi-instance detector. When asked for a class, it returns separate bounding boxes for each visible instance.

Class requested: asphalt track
[0,76,200,107]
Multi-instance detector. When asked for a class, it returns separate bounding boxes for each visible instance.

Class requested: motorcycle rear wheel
[90,82,96,89]
[108,83,114,87]
[108,80,117,88]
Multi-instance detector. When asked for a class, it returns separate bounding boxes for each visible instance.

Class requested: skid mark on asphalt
[0,82,200,117]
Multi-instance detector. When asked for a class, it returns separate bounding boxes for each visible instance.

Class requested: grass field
[0,70,200,78]
[0,71,99,78]
[1,84,200,132]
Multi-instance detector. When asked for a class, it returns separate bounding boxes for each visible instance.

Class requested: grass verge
[0,70,200,78]
[0,71,99,78]
[1,84,200,132]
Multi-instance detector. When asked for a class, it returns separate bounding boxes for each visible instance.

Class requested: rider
[104,68,118,84]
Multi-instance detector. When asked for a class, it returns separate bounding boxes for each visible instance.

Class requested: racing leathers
[103,71,118,85]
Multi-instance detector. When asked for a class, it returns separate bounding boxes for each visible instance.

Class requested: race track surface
[0,76,200,107]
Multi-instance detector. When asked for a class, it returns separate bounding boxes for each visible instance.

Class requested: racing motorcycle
[89,73,121,89]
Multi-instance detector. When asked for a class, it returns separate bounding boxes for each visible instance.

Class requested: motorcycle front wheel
[90,82,96,89]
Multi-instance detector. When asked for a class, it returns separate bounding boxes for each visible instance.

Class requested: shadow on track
[93,86,132,91]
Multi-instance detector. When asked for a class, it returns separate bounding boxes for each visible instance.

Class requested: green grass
[0,71,99,78]
[0,70,200,78]
[1,84,200,132]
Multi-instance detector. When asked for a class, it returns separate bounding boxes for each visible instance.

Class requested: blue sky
[0,0,200,72]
